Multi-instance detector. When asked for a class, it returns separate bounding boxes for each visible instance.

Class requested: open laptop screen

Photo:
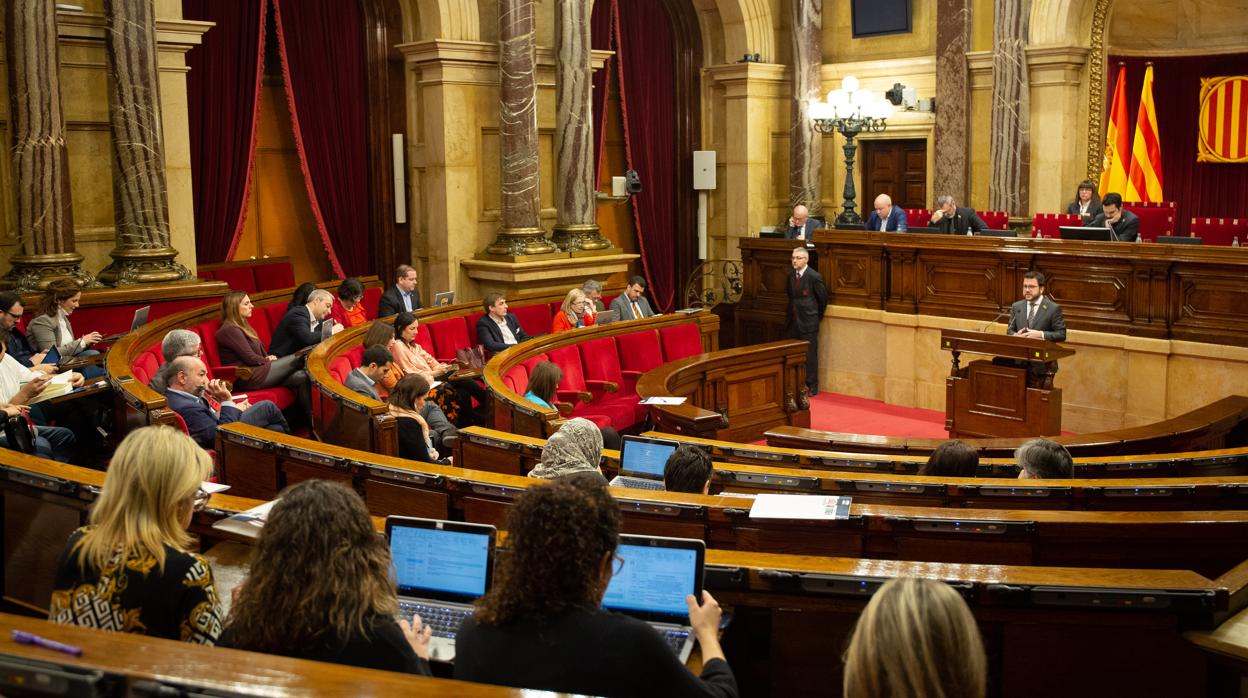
[620,435,678,477]
[602,535,704,621]
[388,518,494,601]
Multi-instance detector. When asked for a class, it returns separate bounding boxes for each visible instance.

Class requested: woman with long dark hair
[219,479,432,674]
[390,312,487,426]
[456,479,737,697]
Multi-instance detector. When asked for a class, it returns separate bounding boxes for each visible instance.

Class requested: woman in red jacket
[551,288,596,333]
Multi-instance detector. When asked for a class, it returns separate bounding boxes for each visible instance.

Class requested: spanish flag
[1126,64,1164,202]
[1100,65,1130,196]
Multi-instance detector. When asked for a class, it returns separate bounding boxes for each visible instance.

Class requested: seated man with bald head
[164,355,289,448]
[785,205,823,240]
[863,194,908,232]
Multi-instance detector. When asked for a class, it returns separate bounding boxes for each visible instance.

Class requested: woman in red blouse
[551,288,596,333]
[330,278,370,328]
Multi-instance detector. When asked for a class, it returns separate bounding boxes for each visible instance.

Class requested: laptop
[386,516,497,662]
[100,305,151,343]
[609,435,679,491]
[596,309,620,326]
[1060,225,1115,241]
[602,534,706,662]
[1157,235,1203,245]
[432,291,455,307]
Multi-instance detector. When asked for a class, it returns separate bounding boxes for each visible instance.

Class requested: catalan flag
[1100,65,1130,196]
[1125,64,1164,202]
[1198,76,1248,163]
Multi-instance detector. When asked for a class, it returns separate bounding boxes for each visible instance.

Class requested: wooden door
[860,139,927,210]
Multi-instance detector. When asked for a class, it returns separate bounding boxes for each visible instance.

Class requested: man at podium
[1007,272,1066,342]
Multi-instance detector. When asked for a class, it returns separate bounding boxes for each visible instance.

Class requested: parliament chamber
[4,0,1248,695]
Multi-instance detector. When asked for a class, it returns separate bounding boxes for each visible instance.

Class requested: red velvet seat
[329,356,352,384]
[131,348,162,385]
[249,308,275,347]
[659,324,703,362]
[905,208,932,228]
[547,345,636,428]
[503,364,529,396]
[1124,201,1176,241]
[429,318,472,362]
[521,352,549,374]
[252,261,295,291]
[511,304,553,337]
[617,330,664,377]
[977,210,1009,230]
[263,304,289,337]
[1031,212,1082,238]
[579,337,646,424]
[1189,217,1247,246]
[362,287,383,317]
[210,266,255,293]
[414,323,437,357]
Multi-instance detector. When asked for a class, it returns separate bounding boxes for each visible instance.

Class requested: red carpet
[808,393,950,439]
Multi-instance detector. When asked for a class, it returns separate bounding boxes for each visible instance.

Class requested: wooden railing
[635,340,810,441]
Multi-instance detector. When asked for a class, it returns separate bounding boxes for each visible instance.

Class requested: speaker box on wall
[851,0,912,38]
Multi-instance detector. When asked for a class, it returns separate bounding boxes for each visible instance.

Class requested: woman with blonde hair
[551,288,596,333]
[843,576,986,698]
[48,426,222,644]
[219,479,432,674]
[215,290,308,393]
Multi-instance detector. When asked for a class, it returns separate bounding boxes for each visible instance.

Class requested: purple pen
[11,630,83,657]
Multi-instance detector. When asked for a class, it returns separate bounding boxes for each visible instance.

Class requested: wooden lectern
[940,329,1075,439]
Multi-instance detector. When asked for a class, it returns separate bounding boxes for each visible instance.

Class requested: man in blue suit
[165,355,288,449]
[863,194,909,232]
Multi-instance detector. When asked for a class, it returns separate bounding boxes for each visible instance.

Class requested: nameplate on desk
[748,494,851,521]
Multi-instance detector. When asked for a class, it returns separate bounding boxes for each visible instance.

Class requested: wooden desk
[0,612,539,696]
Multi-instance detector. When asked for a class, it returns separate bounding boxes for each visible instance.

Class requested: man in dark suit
[1086,192,1140,242]
[0,292,50,369]
[377,264,423,316]
[1007,271,1066,342]
[609,276,657,320]
[786,246,828,395]
[930,195,988,235]
[784,205,823,240]
[164,356,288,449]
[476,292,531,355]
[863,194,908,232]
[269,289,340,357]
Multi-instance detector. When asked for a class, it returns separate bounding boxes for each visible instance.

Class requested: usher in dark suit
[933,207,988,235]
[786,265,828,394]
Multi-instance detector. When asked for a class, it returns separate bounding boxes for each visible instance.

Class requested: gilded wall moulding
[1087,0,1112,180]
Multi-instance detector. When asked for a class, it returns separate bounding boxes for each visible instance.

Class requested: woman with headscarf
[528,418,605,482]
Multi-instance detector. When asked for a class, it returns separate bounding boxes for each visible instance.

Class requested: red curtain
[591,1,614,184]
[184,0,266,264]
[272,0,372,277]
[1109,53,1248,235]
[592,0,679,312]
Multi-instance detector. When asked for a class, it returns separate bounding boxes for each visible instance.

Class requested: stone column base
[462,252,640,297]
[96,246,193,286]
[552,223,614,256]
[479,227,562,261]
[0,253,97,292]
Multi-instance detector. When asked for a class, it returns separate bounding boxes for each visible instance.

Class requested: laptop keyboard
[661,628,690,655]
[610,475,665,491]
[398,600,471,639]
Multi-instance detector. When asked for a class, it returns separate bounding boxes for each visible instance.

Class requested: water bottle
[1234,236,1240,247]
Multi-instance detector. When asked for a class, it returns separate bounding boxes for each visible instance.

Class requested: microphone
[978,308,1009,332]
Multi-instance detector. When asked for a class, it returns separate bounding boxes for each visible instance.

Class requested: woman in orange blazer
[551,288,596,333]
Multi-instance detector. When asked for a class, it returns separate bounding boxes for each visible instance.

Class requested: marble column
[97,0,191,285]
[988,0,1031,215]
[1,0,94,291]
[551,0,611,254]
[788,0,822,217]
[482,0,557,259]
[934,0,971,204]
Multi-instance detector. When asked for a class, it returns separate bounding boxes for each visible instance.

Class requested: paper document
[749,494,852,520]
[639,396,687,405]
[201,481,231,494]
[211,499,278,539]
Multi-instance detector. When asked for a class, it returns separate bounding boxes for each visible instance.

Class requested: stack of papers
[26,372,75,404]
[211,499,278,540]
[639,396,687,405]
[749,494,852,520]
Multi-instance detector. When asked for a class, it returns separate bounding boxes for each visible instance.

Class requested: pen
[11,630,83,657]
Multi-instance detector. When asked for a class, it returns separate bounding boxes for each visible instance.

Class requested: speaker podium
[940,329,1075,439]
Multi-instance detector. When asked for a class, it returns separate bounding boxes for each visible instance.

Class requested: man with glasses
[0,291,53,371]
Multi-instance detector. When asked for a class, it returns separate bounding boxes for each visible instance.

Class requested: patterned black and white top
[48,528,223,645]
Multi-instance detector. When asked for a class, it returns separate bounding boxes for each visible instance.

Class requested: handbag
[3,414,38,454]
[455,345,487,370]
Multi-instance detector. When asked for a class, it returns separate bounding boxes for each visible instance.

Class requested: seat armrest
[210,366,244,384]
[620,370,644,381]
[556,389,593,404]
[554,401,574,417]
[584,379,619,393]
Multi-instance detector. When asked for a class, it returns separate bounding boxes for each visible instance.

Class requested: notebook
[602,534,705,662]
[386,516,497,662]
[609,435,679,491]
